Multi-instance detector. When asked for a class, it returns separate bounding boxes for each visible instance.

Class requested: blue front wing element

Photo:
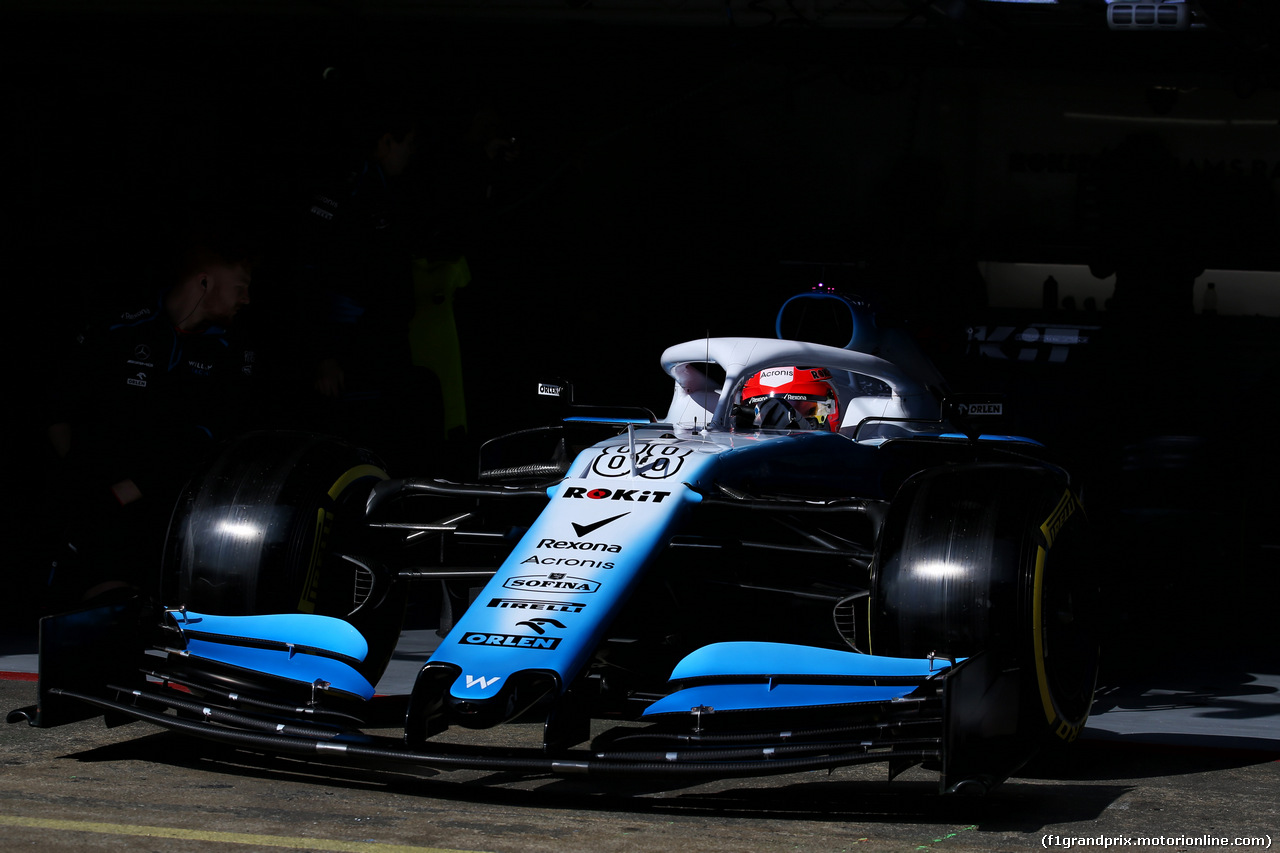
[669,641,953,681]
[170,611,375,701]
[645,641,955,717]
[645,682,918,716]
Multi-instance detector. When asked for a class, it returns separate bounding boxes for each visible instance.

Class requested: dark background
[7,3,1278,405]
[5,1,1280,649]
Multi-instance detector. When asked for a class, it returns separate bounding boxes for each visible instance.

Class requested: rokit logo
[487,598,586,613]
[562,486,671,502]
[503,574,600,593]
[460,633,562,650]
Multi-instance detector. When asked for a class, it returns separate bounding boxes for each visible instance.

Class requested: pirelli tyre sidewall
[163,431,402,683]
[870,462,1098,744]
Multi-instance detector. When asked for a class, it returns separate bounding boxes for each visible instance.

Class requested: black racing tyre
[870,462,1098,744]
[162,431,403,684]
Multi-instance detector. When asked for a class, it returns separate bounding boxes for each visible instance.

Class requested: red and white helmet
[740,366,841,432]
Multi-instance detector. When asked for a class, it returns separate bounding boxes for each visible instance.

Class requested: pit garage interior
[4,0,1279,761]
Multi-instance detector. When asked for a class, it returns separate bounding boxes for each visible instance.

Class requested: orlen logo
[959,402,1003,417]
[562,486,670,503]
[503,574,600,593]
[460,633,562,650]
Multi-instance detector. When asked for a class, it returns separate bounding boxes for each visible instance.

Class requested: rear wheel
[163,431,403,684]
[870,463,1098,743]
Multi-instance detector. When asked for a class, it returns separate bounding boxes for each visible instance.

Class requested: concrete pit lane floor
[1,623,1277,853]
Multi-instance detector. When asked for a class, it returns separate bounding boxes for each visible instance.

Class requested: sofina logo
[502,574,600,593]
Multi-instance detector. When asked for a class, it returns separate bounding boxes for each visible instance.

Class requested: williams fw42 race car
[12,293,1099,795]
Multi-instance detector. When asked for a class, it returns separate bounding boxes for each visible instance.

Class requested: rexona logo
[562,487,671,502]
[460,633,562,650]
[537,538,621,553]
[503,574,600,593]
[487,598,586,613]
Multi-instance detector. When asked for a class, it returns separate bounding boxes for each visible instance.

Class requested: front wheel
[163,431,403,684]
[870,462,1098,745]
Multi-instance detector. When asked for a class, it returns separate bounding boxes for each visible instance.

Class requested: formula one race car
[11,292,1099,795]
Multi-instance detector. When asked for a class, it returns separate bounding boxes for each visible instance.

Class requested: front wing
[9,597,1043,795]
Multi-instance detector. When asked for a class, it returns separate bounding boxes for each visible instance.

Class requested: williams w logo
[465,675,502,690]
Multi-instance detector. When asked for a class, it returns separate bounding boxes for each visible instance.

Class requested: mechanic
[41,227,259,608]
[298,91,446,470]
[736,366,843,432]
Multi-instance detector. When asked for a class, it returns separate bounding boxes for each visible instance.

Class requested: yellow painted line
[0,815,490,853]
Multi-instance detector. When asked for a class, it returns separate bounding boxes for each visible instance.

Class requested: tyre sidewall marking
[1033,488,1089,741]
[298,464,389,613]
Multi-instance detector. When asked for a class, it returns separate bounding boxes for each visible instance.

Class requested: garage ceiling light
[1107,1,1193,30]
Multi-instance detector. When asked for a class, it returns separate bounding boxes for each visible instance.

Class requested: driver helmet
[740,366,841,432]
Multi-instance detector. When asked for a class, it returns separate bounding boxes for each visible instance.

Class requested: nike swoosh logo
[572,512,630,538]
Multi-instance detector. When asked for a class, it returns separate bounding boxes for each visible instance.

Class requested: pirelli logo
[1040,490,1078,550]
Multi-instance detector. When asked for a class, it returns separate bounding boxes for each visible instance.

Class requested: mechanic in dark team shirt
[42,231,258,607]
[299,94,445,470]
